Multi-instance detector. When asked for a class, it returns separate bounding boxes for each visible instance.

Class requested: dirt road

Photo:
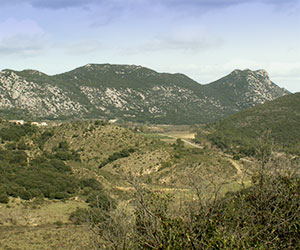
[159,133,203,149]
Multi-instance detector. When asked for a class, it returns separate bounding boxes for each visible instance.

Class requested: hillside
[0,64,289,124]
[1,119,299,249]
[207,92,300,155]
[0,120,151,248]
[0,119,244,202]
[39,121,237,188]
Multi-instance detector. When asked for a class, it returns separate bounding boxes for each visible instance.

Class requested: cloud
[63,40,104,55]
[0,19,48,57]
[145,0,300,17]
[0,34,47,57]
[0,0,98,9]
[1,0,298,10]
[152,0,298,8]
[268,62,300,78]
[30,0,98,9]
[139,26,223,53]
[0,18,43,39]
[90,4,125,26]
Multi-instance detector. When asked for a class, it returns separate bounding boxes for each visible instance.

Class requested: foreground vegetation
[1,117,300,249]
[86,157,300,249]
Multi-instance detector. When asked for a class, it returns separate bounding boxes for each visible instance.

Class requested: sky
[0,0,299,92]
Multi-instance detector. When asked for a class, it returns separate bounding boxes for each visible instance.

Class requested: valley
[0,120,256,249]
[0,69,299,249]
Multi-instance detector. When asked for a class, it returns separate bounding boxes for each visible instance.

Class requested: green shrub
[36,130,54,148]
[55,151,73,161]
[79,178,103,191]
[233,154,240,160]
[69,208,89,225]
[49,159,72,172]
[0,192,9,204]
[55,220,63,227]
[9,151,27,165]
[160,161,172,170]
[19,190,32,200]
[54,192,69,200]
[0,126,25,141]
[86,191,115,210]
[5,142,17,150]
[99,148,135,168]
[17,141,30,150]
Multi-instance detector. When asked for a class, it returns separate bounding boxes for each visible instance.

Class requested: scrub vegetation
[0,93,300,250]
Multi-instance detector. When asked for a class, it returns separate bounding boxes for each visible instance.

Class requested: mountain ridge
[0,64,290,124]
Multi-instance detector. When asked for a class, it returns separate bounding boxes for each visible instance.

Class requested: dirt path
[159,132,247,183]
[228,159,242,176]
[159,133,203,149]
[180,138,203,149]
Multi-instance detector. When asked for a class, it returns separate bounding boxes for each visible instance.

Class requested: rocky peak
[204,68,290,111]
[231,68,268,78]
[228,69,276,88]
[255,69,269,78]
[235,69,289,105]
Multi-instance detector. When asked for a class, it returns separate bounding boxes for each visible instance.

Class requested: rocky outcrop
[0,65,289,123]
[0,70,86,118]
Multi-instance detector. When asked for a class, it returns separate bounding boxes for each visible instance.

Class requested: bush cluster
[0,123,37,142]
[52,141,81,162]
[0,150,77,201]
[0,121,106,204]
[0,149,105,203]
[99,148,135,168]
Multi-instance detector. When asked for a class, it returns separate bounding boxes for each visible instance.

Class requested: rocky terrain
[0,64,289,124]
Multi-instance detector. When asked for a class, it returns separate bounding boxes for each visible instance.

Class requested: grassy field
[0,198,92,249]
[0,198,87,226]
[139,130,196,145]
[140,133,172,140]
[0,224,93,250]
[164,131,195,140]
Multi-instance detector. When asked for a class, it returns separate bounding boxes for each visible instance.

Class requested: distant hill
[203,69,288,111]
[0,64,289,124]
[208,92,300,155]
